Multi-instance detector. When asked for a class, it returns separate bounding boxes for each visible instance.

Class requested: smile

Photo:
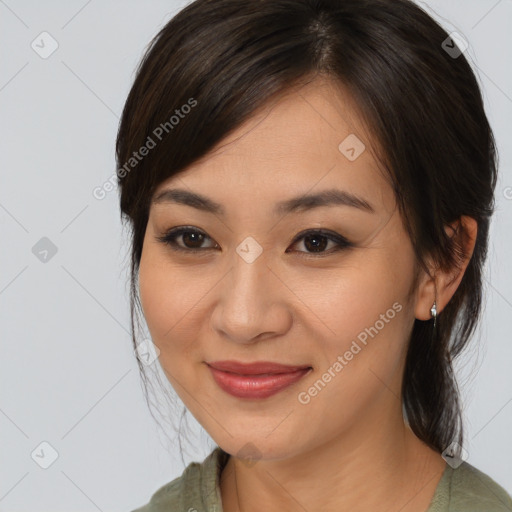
[206,361,312,399]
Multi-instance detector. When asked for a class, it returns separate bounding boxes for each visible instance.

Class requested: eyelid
[155,226,352,257]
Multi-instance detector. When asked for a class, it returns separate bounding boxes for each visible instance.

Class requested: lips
[206,360,313,399]
[206,360,311,375]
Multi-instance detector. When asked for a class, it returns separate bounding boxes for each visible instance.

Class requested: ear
[414,215,478,321]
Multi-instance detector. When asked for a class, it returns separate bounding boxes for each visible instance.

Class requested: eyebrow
[152,187,375,216]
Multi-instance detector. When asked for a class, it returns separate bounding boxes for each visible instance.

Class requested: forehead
[153,78,394,215]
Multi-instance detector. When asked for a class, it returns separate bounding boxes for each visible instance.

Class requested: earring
[430,300,437,329]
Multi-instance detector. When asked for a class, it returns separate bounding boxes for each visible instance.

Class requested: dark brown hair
[116,0,497,456]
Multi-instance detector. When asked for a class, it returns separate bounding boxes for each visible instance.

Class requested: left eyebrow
[274,188,375,215]
[151,187,375,216]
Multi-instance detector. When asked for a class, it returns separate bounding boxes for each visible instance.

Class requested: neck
[219,401,446,512]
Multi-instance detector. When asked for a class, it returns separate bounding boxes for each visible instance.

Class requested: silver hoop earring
[430,300,437,329]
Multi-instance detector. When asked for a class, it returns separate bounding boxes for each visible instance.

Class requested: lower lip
[208,366,312,399]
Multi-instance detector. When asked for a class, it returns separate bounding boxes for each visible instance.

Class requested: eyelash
[155,226,353,258]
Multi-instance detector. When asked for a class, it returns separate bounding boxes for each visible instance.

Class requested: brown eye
[179,230,206,249]
[156,227,218,252]
[156,226,352,257]
[295,233,331,252]
[286,229,352,257]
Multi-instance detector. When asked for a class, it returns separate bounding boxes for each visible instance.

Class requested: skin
[138,77,477,512]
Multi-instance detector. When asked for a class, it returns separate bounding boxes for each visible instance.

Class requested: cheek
[297,246,415,382]
[138,244,184,344]
[298,254,411,341]
[138,244,212,359]
[291,270,412,429]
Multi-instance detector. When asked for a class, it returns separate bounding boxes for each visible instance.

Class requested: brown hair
[116,0,497,456]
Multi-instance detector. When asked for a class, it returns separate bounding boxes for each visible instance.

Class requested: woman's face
[138,78,421,460]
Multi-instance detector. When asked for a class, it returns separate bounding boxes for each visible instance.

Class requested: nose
[209,243,292,345]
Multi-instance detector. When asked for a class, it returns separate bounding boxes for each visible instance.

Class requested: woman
[117,0,512,510]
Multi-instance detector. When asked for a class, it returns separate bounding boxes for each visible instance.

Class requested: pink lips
[206,360,312,399]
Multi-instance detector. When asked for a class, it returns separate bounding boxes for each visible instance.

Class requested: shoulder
[130,447,228,512]
[450,462,512,511]
[430,461,512,512]
[130,473,185,512]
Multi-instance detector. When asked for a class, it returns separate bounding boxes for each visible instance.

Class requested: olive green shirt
[132,447,512,511]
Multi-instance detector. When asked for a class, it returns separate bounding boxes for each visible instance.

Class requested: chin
[215,434,305,463]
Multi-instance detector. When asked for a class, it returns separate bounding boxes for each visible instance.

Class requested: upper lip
[207,360,312,375]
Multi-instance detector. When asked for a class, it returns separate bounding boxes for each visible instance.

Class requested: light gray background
[1,1,511,510]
